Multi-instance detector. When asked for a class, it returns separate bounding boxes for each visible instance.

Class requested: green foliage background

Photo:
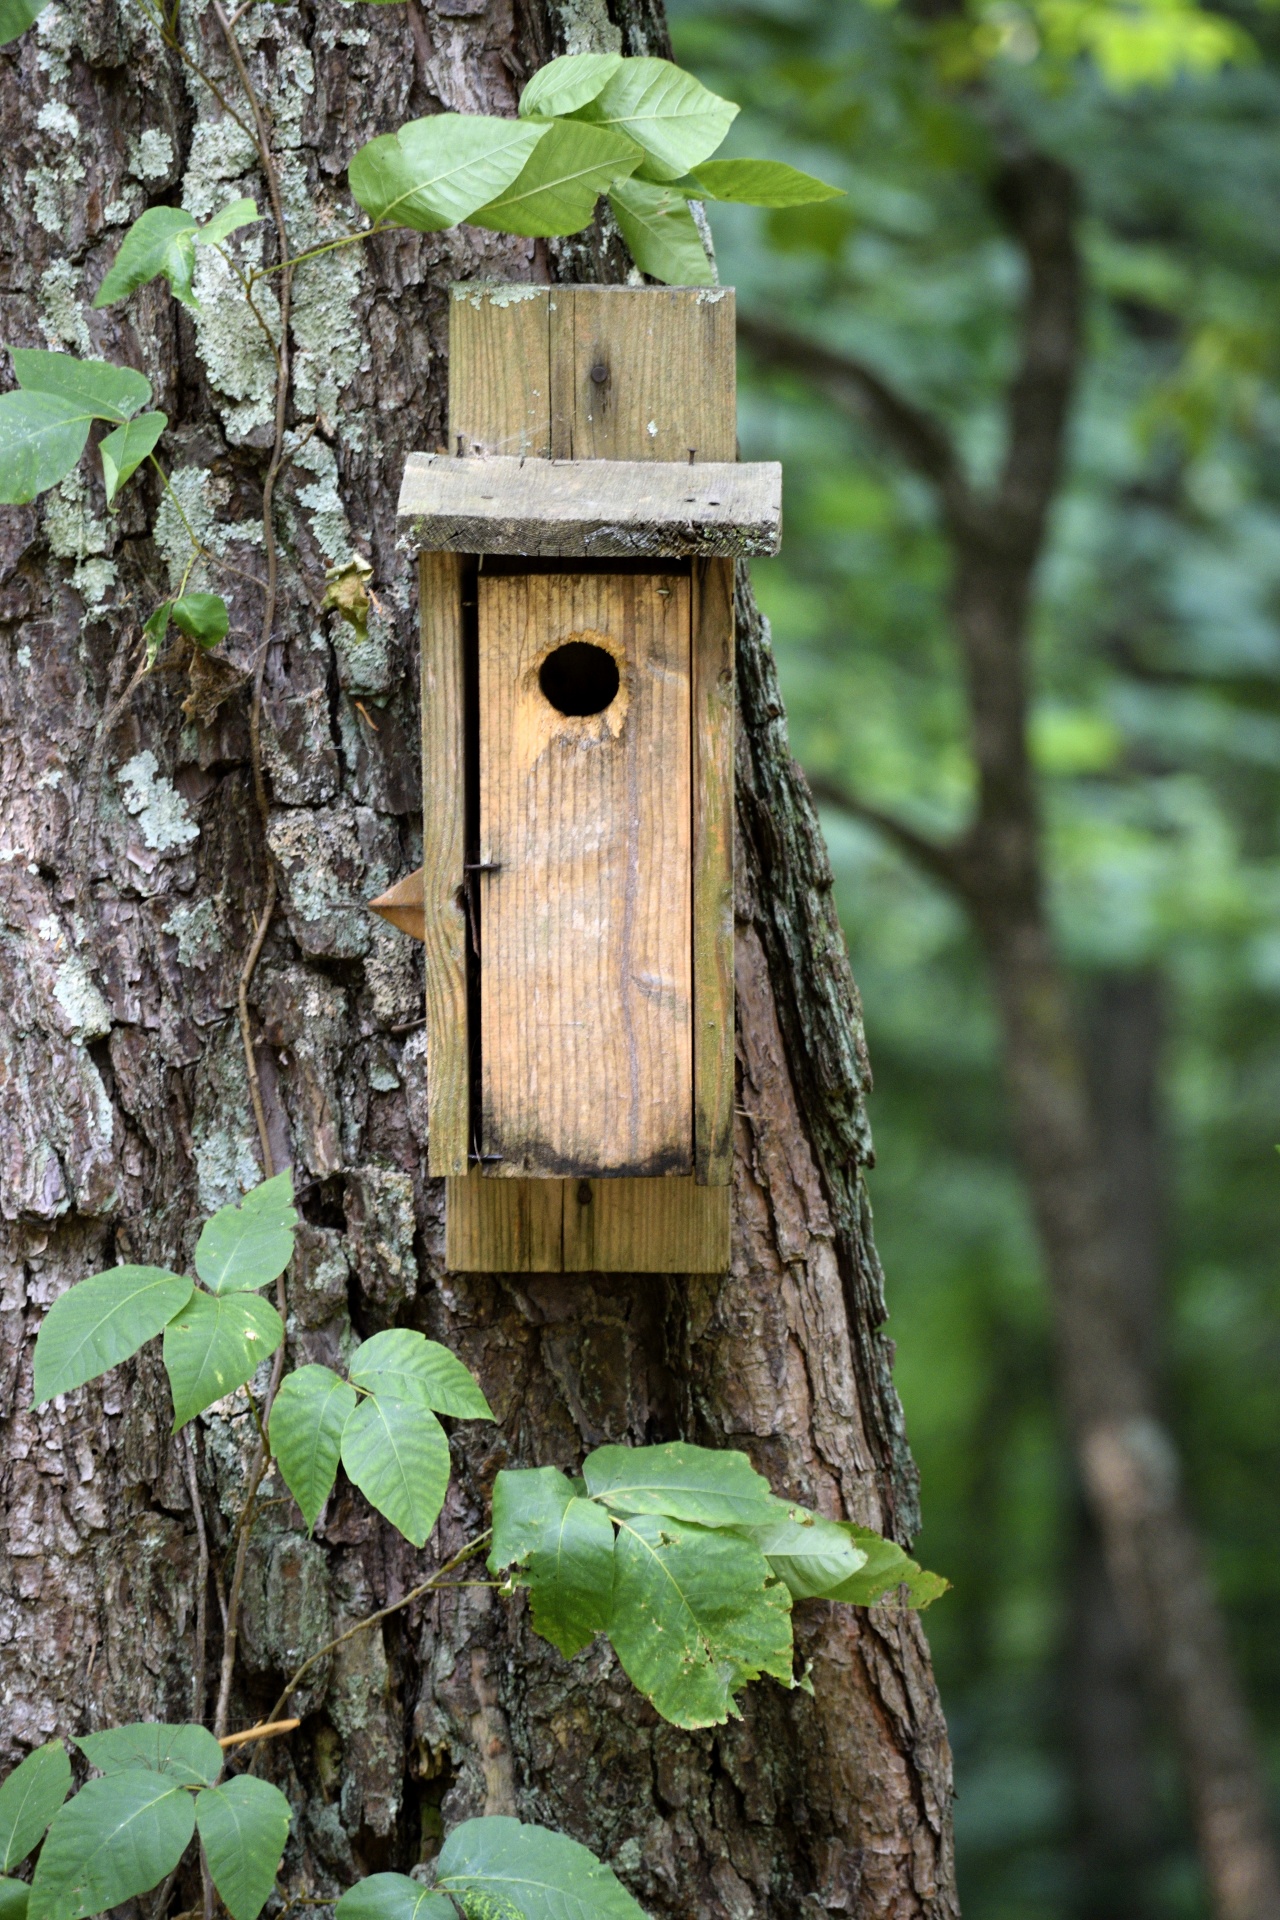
[666,0,1280,1911]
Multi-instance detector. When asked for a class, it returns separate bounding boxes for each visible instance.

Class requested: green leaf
[348,114,548,234]
[143,601,172,665]
[162,1289,284,1430]
[688,158,844,207]
[0,1743,71,1874]
[170,592,229,650]
[490,1467,614,1659]
[833,1525,950,1609]
[0,1879,28,1920]
[195,197,260,249]
[730,1498,869,1601]
[99,410,166,507]
[335,1876,455,1920]
[0,0,50,47]
[76,1723,223,1790]
[10,350,151,422]
[27,1770,195,1920]
[437,1816,647,1920]
[348,1329,493,1420]
[195,1776,291,1920]
[196,1171,296,1294]
[93,207,198,311]
[518,52,623,120]
[0,393,92,506]
[269,1364,356,1529]
[582,1441,775,1528]
[32,1267,193,1406]
[340,1393,450,1548]
[609,1514,793,1728]
[574,56,737,182]
[607,179,713,288]
[470,118,644,238]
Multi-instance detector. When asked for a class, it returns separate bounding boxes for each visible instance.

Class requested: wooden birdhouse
[372,284,781,1274]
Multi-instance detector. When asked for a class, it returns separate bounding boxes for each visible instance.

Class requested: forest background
[664,0,1280,1913]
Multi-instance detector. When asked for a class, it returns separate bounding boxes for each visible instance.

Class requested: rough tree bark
[743,136,1280,1920]
[0,4,957,1917]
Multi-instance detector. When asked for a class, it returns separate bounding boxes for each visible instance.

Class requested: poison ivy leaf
[195,1776,291,1920]
[730,1498,869,1601]
[0,1878,28,1920]
[340,1393,450,1548]
[490,1466,615,1658]
[348,1329,493,1420]
[574,56,737,182]
[607,179,713,288]
[470,119,643,238]
[583,1441,775,1528]
[76,1723,223,1790]
[609,1514,793,1728]
[170,593,229,650]
[334,1875,455,1920]
[833,1525,950,1609]
[10,350,151,423]
[269,1364,356,1529]
[348,114,547,234]
[518,51,623,120]
[93,208,198,311]
[27,1770,195,1920]
[0,1743,71,1874]
[99,410,166,507]
[687,158,844,207]
[32,1267,193,1406]
[195,197,260,249]
[0,394,92,506]
[162,1289,284,1430]
[143,601,173,664]
[0,0,50,48]
[437,1816,648,1920]
[195,1171,296,1294]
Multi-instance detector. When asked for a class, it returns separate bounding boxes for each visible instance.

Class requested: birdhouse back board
[478,566,694,1177]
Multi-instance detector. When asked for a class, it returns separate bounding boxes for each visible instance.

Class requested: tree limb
[804,770,974,902]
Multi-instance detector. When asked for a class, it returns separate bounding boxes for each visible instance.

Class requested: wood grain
[419,549,469,1177]
[563,1177,730,1273]
[548,286,737,463]
[397,454,781,558]
[478,569,693,1177]
[448,285,551,457]
[692,558,735,1184]
[446,1174,564,1272]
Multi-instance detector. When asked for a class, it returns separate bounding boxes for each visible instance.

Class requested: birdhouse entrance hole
[539,641,620,717]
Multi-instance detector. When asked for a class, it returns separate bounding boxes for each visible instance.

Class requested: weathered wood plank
[692,558,736,1184]
[563,1177,730,1273]
[446,1174,564,1271]
[556,286,737,463]
[478,569,694,1177]
[397,454,781,558]
[419,549,469,1177]
[448,285,551,457]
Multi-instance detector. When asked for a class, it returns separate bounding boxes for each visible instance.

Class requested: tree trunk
[0,5,956,1917]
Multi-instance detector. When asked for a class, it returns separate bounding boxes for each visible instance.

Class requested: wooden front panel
[478,569,693,1177]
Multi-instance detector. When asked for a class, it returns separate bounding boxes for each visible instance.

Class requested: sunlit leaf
[0,394,92,506]
[27,1770,195,1920]
[196,197,260,249]
[583,1441,775,1527]
[76,1724,223,1791]
[195,1776,291,1920]
[518,51,624,120]
[99,411,166,507]
[94,208,198,311]
[170,593,229,650]
[437,1816,648,1920]
[490,1466,615,1658]
[348,114,547,234]
[0,1878,28,1920]
[340,1393,450,1548]
[195,1171,296,1293]
[834,1525,950,1608]
[609,1514,793,1727]
[574,56,737,182]
[0,0,50,48]
[348,1329,493,1420]
[162,1289,284,1430]
[0,1744,71,1874]
[607,179,713,287]
[269,1364,356,1529]
[334,1875,454,1920]
[10,350,151,423]
[729,1498,869,1600]
[688,158,844,207]
[32,1267,193,1406]
[470,118,644,237]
